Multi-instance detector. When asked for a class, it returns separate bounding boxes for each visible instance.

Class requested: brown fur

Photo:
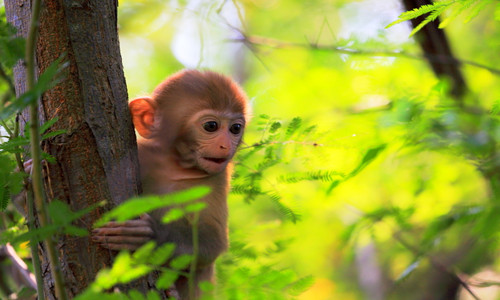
[93,69,248,299]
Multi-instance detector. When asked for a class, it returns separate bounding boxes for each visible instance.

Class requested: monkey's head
[129,69,249,175]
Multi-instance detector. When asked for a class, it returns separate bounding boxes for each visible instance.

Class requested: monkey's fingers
[92,226,154,237]
[24,159,33,170]
[93,235,150,245]
[97,219,151,229]
[94,235,151,251]
[98,243,141,251]
[140,213,154,222]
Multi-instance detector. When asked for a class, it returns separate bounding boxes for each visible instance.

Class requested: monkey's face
[178,109,245,175]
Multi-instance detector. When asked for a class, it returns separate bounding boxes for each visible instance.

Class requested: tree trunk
[4,0,164,298]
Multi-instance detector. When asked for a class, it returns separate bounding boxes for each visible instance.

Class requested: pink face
[176,109,246,175]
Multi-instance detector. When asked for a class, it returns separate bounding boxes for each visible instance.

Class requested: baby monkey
[93,70,249,299]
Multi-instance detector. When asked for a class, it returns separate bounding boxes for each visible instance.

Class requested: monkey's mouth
[203,157,227,164]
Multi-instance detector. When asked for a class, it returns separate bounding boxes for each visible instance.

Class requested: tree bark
[4,0,164,298]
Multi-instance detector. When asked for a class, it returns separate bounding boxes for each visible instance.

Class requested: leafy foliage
[386,0,498,36]
[0,10,25,69]
[95,186,210,226]
[2,0,500,299]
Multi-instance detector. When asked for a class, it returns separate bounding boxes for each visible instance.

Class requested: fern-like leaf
[491,100,500,115]
[0,185,9,211]
[409,5,447,36]
[268,193,300,223]
[285,117,302,138]
[386,1,453,29]
[288,275,315,296]
[464,0,491,23]
[278,170,345,183]
[439,1,473,28]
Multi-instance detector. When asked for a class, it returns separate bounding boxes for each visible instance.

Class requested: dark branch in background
[402,0,467,99]
[216,2,499,79]
[229,34,500,76]
[393,233,479,300]
[0,244,37,290]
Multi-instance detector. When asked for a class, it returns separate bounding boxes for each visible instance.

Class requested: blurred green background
[117,1,500,299]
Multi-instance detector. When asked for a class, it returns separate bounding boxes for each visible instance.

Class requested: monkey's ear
[129,97,156,138]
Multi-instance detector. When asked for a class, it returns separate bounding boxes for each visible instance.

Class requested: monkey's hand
[92,214,155,251]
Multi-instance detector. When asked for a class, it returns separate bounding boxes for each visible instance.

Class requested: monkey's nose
[220,145,228,149]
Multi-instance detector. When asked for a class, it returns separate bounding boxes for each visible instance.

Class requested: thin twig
[25,0,67,299]
[239,140,322,150]
[228,34,500,76]
[393,233,480,300]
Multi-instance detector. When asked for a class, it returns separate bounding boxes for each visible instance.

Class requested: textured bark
[4,0,165,298]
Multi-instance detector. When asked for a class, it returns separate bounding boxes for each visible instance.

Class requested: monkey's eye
[203,121,219,132]
[230,123,242,134]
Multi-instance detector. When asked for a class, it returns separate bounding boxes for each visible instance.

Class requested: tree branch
[228,34,500,76]
[393,233,479,300]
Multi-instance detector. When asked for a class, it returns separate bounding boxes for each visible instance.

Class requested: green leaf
[463,0,491,23]
[48,199,100,226]
[146,291,161,300]
[42,129,66,140]
[268,193,300,223]
[0,23,25,68]
[169,254,192,270]
[285,117,302,138]
[269,121,281,133]
[12,224,60,244]
[148,243,175,266]
[278,170,345,183]
[409,6,446,37]
[326,179,341,194]
[0,185,8,211]
[112,252,152,284]
[161,208,186,224]
[349,144,386,177]
[491,100,500,115]
[96,186,210,227]
[40,117,60,134]
[127,290,144,300]
[439,2,470,28]
[198,281,214,292]
[288,275,314,296]
[0,57,68,120]
[156,270,179,289]
[386,0,453,35]
[184,202,207,213]
[0,136,30,152]
[63,225,89,237]
[386,3,447,28]
[132,241,157,264]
